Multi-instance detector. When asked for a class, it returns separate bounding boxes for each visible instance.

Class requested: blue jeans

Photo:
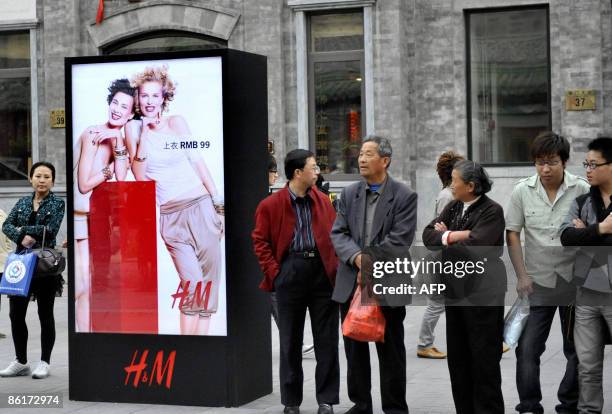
[515,282,578,413]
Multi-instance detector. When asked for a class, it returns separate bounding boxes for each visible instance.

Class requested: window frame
[307,8,366,180]
[465,4,552,167]
[0,27,38,188]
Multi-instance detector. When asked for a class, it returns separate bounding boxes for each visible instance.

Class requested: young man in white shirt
[506,132,589,414]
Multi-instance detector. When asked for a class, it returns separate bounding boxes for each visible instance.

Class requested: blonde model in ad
[126,65,224,335]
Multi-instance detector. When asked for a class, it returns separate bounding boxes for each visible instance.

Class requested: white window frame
[289,0,375,151]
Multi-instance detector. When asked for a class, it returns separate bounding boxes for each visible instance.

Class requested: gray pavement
[0,295,610,413]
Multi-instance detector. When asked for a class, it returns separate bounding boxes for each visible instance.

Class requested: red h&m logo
[124,350,176,389]
[171,280,212,312]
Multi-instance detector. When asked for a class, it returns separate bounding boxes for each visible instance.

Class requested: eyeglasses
[583,161,612,170]
[535,159,561,167]
[302,165,320,174]
[297,165,321,175]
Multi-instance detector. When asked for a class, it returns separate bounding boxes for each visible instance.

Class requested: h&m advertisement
[70,56,226,336]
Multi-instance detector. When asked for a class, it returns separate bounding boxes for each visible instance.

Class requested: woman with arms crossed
[422,160,507,414]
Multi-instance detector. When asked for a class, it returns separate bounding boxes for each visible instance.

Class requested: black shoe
[318,403,334,414]
[283,406,300,414]
[344,405,372,414]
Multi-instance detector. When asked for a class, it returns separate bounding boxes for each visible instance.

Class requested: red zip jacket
[252,185,338,292]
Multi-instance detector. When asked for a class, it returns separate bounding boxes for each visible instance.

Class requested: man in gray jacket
[331,135,417,414]
[560,136,612,414]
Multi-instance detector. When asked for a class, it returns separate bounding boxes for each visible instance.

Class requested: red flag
[96,0,104,25]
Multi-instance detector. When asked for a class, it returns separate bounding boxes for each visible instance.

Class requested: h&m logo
[123,349,176,389]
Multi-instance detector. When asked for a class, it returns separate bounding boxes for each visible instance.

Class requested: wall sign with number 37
[565,90,596,111]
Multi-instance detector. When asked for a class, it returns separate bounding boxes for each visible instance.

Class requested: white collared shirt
[505,170,590,287]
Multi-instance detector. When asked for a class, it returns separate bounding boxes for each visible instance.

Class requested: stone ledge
[287,0,375,12]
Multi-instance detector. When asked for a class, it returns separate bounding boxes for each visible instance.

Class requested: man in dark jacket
[331,135,417,414]
[252,149,339,414]
[560,137,612,414]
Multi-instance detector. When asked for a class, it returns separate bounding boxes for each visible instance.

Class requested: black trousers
[340,300,408,414]
[9,286,57,364]
[275,253,339,406]
[445,304,505,414]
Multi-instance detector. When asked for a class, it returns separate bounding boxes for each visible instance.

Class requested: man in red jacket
[252,149,339,414]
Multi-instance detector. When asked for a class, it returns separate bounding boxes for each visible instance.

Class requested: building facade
[1,0,610,240]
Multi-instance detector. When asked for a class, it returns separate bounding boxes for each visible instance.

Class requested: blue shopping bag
[0,250,38,297]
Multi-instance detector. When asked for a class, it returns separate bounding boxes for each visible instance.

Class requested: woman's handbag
[0,250,38,296]
[32,227,65,277]
[342,285,386,343]
[503,296,530,348]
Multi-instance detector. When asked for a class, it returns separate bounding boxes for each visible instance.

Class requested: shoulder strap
[576,193,590,219]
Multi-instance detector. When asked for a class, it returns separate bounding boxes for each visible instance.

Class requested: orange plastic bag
[342,285,386,343]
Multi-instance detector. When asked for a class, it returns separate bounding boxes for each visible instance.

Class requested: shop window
[309,11,364,175]
[0,31,31,182]
[466,6,551,164]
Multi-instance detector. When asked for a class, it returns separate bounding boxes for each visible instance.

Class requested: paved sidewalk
[0,295,610,413]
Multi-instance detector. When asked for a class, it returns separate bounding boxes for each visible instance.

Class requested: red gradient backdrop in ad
[89,182,158,333]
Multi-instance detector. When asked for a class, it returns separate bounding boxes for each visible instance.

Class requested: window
[104,30,227,55]
[0,31,31,181]
[466,6,551,164]
[309,11,364,175]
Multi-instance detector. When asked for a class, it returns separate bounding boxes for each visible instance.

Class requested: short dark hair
[453,160,492,196]
[530,131,570,163]
[107,78,136,105]
[362,134,392,168]
[30,161,56,182]
[284,149,315,180]
[268,154,277,173]
[436,151,464,187]
[587,137,612,163]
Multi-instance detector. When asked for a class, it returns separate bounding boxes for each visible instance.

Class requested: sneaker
[0,360,31,377]
[302,344,314,356]
[318,403,333,414]
[417,346,447,359]
[32,361,50,379]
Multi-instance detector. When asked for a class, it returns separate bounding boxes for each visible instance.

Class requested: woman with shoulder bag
[0,161,65,379]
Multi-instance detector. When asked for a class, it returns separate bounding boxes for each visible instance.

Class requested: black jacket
[422,195,507,303]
